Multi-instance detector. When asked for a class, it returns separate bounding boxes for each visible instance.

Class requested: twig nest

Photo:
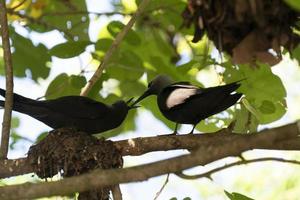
[28,128,123,200]
[182,0,300,65]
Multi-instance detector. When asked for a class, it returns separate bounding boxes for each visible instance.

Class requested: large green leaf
[49,41,91,58]
[233,103,259,133]
[284,0,300,11]
[45,73,86,99]
[27,0,89,40]
[223,63,287,124]
[11,31,51,81]
[136,0,186,30]
[106,50,144,81]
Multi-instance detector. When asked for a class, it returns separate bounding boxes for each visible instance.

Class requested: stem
[80,0,151,96]
[0,0,14,159]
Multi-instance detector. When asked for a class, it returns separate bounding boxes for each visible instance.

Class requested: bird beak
[131,89,152,107]
[126,97,134,104]
[125,98,140,109]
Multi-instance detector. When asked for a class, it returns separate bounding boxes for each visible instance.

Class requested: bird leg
[188,124,197,134]
[172,123,179,135]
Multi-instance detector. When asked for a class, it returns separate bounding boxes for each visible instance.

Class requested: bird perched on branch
[0,88,136,134]
[132,75,243,134]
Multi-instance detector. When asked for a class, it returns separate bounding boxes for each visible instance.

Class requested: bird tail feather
[0,88,38,112]
[0,100,4,108]
[0,88,35,104]
[216,93,242,113]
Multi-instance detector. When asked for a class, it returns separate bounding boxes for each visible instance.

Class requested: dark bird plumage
[132,75,243,134]
[0,88,134,134]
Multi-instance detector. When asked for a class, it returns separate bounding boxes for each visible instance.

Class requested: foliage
[225,191,254,200]
[0,0,294,137]
[1,0,300,199]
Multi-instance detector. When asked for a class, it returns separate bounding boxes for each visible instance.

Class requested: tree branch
[176,157,300,180]
[0,124,296,200]
[0,122,300,179]
[111,185,122,200]
[80,0,151,96]
[153,173,169,200]
[115,123,300,156]
[0,0,14,159]
[0,124,298,199]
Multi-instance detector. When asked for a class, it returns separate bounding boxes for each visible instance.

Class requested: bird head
[111,100,131,118]
[131,75,173,106]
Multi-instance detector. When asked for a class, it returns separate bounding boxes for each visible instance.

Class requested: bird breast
[166,88,198,109]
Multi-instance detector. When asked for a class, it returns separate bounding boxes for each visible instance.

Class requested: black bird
[132,75,243,134]
[0,88,135,134]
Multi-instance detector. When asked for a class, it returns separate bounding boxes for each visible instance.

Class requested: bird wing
[164,83,201,109]
[44,96,110,119]
[165,81,241,111]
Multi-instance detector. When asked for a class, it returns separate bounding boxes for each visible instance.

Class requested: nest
[182,0,300,65]
[28,128,123,200]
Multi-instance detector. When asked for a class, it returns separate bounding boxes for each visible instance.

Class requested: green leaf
[28,0,89,40]
[106,50,144,80]
[195,118,221,133]
[70,75,86,88]
[107,21,124,37]
[284,0,300,11]
[95,38,114,52]
[119,81,146,98]
[223,62,287,124]
[291,44,300,63]
[233,103,258,133]
[225,190,254,200]
[11,31,51,81]
[10,132,22,150]
[183,197,192,200]
[49,41,91,58]
[36,132,48,143]
[140,0,186,30]
[45,73,86,99]
[107,21,141,46]
[259,100,276,114]
[11,117,20,129]
[242,98,260,119]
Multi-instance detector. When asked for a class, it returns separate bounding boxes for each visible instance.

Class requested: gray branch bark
[0,122,299,200]
[0,0,14,159]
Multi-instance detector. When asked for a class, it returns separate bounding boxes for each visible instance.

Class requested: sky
[1,0,300,199]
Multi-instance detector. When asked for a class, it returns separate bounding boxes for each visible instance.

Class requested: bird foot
[164,131,178,136]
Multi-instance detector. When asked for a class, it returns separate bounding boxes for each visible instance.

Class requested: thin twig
[111,185,122,200]
[80,0,152,96]
[175,157,300,180]
[154,173,170,200]
[0,0,14,159]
